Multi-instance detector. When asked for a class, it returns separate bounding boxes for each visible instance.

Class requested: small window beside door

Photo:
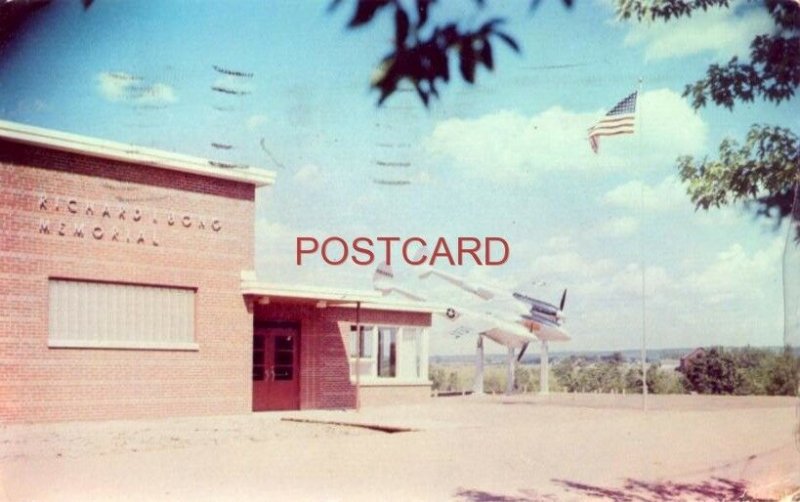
[348,324,427,382]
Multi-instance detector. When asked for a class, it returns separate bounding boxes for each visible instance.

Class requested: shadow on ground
[453,488,556,502]
[455,477,772,501]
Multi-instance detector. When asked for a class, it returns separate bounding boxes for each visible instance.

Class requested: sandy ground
[1,393,799,501]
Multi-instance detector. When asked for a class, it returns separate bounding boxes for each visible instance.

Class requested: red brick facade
[0,139,256,423]
[1,131,432,424]
[253,303,431,409]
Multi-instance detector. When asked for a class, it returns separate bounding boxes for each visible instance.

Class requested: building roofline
[241,280,438,314]
[0,119,276,187]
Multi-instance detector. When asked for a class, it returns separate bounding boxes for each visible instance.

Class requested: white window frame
[348,324,429,385]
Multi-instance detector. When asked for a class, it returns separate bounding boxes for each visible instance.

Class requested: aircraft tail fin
[372,261,394,294]
[413,246,433,278]
[373,262,427,301]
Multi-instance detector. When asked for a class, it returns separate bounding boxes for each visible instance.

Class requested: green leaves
[551,356,684,394]
[683,35,800,110]
[493,31,520,53]
[458,42,477,83]
[615,0,799,226]
[347,0,392,28]
[678,125,799,223]
[332,0,563,107]
[370,6,520,106]
[395,6,410,47]
[764,0,800,31]
[616,0,731,23]
[679,346,800,396]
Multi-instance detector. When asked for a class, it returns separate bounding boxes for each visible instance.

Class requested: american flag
[588,91,637,153]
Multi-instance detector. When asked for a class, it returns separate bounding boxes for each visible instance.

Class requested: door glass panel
[252,367,265,380]
[273,334,294,381]
[275,351,293,365]
[274,367,293,380]
[253,334,266,381]
[276,335,293,351]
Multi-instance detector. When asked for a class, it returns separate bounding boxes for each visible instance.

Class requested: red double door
[252,322,300,411]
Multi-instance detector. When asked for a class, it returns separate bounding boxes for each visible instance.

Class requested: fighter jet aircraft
[372,259,570,394]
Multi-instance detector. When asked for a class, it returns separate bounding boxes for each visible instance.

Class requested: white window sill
[350,378,431,388]
[48,340,200,351]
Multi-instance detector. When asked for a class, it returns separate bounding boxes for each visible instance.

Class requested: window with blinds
[48,279,197,350]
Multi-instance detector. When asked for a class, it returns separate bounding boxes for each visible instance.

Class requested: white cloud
[255,218,296,258]
[254,218,321,285]
[546,236,573,251]
[635,89,707,155]
[623,3,773,61]
[292,164,324,186]
[530,251,616,281]
[511,230,784,349]
[136,83,176,104]
[253,214,383,290]
[683,237,783,304]
[98,72,132,102]
[97,72,177,105]
[693,206,745,227]
[425,107,594,181]
[603,176,688,212]
[609,263,673,297]
[424,89,707,182]
[595,216,640,237]
[408,169,433,185]
[246,114,268,130]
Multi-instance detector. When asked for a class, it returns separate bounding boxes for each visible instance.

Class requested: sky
[1,0,797,355]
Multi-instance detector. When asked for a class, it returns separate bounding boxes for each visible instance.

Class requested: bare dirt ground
[1,393,799,501]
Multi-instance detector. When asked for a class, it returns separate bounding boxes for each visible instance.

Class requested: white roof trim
[242,280,437,314]
[0,119,276,187]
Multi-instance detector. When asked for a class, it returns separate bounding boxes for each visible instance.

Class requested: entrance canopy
[241,276,437,313]
[242,274,436,410]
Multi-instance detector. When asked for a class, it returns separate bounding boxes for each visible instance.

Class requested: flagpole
[587,84,647,408]
[784,180,800,399]
[637,76,647,412]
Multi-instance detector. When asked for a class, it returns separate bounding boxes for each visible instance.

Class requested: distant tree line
[430,346,799,396]
[429,365,543,394]
[679,346,799,396]
[551,354,685,395]
[430,366,466,393]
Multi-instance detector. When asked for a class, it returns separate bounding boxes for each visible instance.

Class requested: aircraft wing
[379,285,426,302]
[421,268,501,301]
[374,260,567,347]
[437,307,539,349]
[519,314,571,342]
[420,268,538,317]
[481,327,536,349]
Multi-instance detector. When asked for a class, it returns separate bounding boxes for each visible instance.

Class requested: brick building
[0,120,432,423]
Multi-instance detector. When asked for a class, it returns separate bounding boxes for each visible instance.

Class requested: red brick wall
[0,139,256,423]
[254,303,431,410]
